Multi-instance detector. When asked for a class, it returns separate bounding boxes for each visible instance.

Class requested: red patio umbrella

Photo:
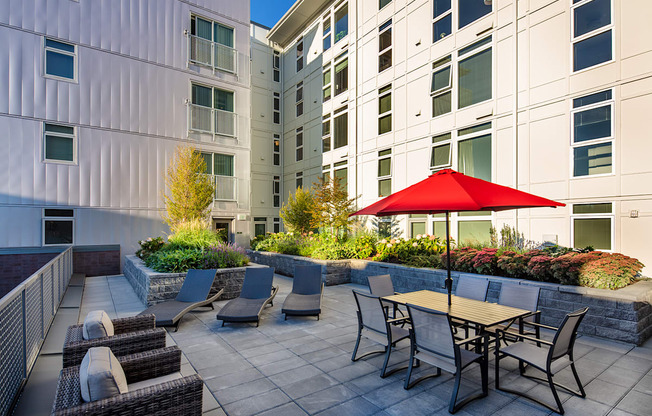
[351,169,565,305]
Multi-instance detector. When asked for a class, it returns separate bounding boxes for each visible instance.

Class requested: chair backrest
[292,265,322,295]
[406,304,456,364]
[550,307,589,360]
[240,267,275,299]
[352,290,388,335]
[368,274,395,297]
[455,276,489,301]
[175,269,218,302]
[498,284,540,321]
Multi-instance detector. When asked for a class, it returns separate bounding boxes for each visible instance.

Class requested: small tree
[311,177,356,238]
[163,146,215,229]
[279,186,317,234]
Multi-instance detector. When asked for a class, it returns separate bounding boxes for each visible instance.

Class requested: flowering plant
[579,254,644,289]
[136,236,166,260]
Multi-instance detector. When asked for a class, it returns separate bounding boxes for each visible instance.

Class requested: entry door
[213,219,231,243]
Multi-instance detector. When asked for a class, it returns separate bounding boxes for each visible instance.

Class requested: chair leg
[547,372,564,414]
[380,345,392,378]
[570,362,586,398]
[284,314,287,321]
[481,356,488,397]
[404,352,415,390]
[351,325,363,361]
[449,371,463,413]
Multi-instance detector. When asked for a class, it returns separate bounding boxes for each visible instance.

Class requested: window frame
[42,208,75,246]
[296,171,303,189]
[323,13,332,51]
[379,0,392,10]
[570,202,614,251]
[334,52,349,97]
[296,127,304,161]
[43,37,77,82]
[378,19,392,73]
[323,64,332,102]
[334,2,349,45]
[273,51,280,82]
[273,134,281,166]
[432,0,452,44]
[273,176,281,207]
[457,36,493,110]
[570,0,614,73]
[322,114,332,152]
[273,92,280,124]
[378,84,392,135]
[378,149,392,197]
[430,55,453,118]
[570,89,615,178]
[296,38,304,72]
[189,15,236,73]
[43,123,77,165]
[334,160,348,191]
[273,217,281,233]
[296,82,304,117]
[430,133,452,170]
[333,106,348,149]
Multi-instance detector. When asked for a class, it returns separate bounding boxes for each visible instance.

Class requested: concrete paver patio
[15,271,652,415]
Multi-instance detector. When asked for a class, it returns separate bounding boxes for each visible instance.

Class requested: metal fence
[0,247,73,416]
[188,104,237,138]
[188,34,237,74]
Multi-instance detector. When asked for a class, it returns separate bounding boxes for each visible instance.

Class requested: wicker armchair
[52,346,203,416]
[63,314,166,367]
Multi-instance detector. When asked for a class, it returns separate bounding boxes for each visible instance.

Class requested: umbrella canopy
[351,169,565,305]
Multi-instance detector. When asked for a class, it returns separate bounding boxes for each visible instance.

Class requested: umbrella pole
[445,211,452,306]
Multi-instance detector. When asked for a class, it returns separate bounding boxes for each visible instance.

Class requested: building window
[378,149,392,197]
[334,106,348,149]
[201,152,235,200]
[572,202,613,250]
[458,36,492,109]
[431,56,452,117]
[254,218,266,237]
[322,115,331,152]
[44,38,76,81]
[296,39,304,72]
[189,16,236,73]
[43,209,74,245]
[273,92,280,124]
[296,82,304,117]
[334,52,348,96]
[572,0,613,72]
[322,164,331,182]
[459,0,492,29]
[273,176,280,207]
[572,89,613,177]
[43,123,76,163]
[380,0,392,10]
[431,213,447,240]
[323,14,332,51]
[334,161,348,190]
[190,84,236,136]
[378,20,392,72]
[430,132,452,170]
[323,65,332,102]
[273,218,280,233]
[273,51,280,82]
[378,85,392,134]
[458,122,492,182]
[409,214,427,238]
[334,2,348,43]
[432,0,452,43]
[296,127,304,161]
[296,172,303,189]
[458,213,492,245]
[273,135,281,166]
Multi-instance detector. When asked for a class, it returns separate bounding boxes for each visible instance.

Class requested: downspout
[354,0,359,205]
[513,0,519,232]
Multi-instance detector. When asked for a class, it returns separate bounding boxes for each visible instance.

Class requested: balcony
[188,104,237,138]
[207,174,236,201]
[188,34,237,74]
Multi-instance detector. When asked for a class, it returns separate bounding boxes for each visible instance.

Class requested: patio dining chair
[404,304,488,414]
[282,265,324,320]
[455,275,489,301]
[351,290,410,378]
[484,283,541,347]
[494,307,589,414]
[367,274,404,319]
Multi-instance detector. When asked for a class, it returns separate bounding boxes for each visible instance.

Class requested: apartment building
[0,0,252,266]
[261,0,652,273]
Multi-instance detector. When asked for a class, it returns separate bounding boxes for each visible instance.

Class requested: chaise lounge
[282,265,324,320]
[216,267,278,327]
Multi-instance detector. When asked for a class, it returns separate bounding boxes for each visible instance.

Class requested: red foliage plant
[472,248,498,275]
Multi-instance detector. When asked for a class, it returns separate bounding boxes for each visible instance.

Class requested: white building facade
[262,0,652,274]
[0,0,252,261]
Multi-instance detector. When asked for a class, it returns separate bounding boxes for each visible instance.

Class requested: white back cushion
[82,310,114,340]
[79,347,128,402]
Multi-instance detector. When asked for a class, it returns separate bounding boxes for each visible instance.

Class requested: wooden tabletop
[383,290,531,327]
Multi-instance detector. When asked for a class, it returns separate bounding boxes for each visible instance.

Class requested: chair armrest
[455,334,486,347]
[63,328,167,368]
[387,316,410,325]
[119,346,182,384]
[522,320,557,331]
[496,328,553,346]
[112,314,156,333]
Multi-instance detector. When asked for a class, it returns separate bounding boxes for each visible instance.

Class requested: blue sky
[250,0,296,29]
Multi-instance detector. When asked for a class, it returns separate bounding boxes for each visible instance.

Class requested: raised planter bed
[249,250,652,345]
[124,255,252,306]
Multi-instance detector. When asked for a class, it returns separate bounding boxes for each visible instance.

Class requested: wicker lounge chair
[52,346,203,416]
[495,307,589,414]
[351,290,410,378]
[139,269,224,331]
[63,314,166,368]
[216,267,278,327]
[282,265,324,320]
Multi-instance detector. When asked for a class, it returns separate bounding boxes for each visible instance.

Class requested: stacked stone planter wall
[247,250,350,285]
[123,255,250,306]
[248,251,652,345]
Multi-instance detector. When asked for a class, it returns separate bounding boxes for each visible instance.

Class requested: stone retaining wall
[247,250,350,285]
[248,251,652,345]
[123,255,250,306]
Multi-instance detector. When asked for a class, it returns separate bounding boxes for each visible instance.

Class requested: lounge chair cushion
[292,266,322,295]
[282,293,321,315]
[79,347,128,402]
[127,372,183,391]
[175,269,218,302]
[217,298,268,322]
[82,310,114,340]
[240,268,274,299]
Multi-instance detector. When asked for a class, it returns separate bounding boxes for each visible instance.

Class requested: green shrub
[144,243,249,273]
[167,219,223,250]
[136,237,166,261]
[310,233,356,260]
[579,254,644,289]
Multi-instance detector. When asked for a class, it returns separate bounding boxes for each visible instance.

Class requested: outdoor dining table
[382,289,533,338]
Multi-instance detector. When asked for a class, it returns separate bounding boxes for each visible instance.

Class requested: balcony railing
[0,247,73,415]
[207,174,236,201]
[188,104,237,138]
[189,34,237,74]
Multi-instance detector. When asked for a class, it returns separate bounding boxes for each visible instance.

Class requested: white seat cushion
[80,347,128,402]
[82,310,114,340]
[128,372,183,391]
